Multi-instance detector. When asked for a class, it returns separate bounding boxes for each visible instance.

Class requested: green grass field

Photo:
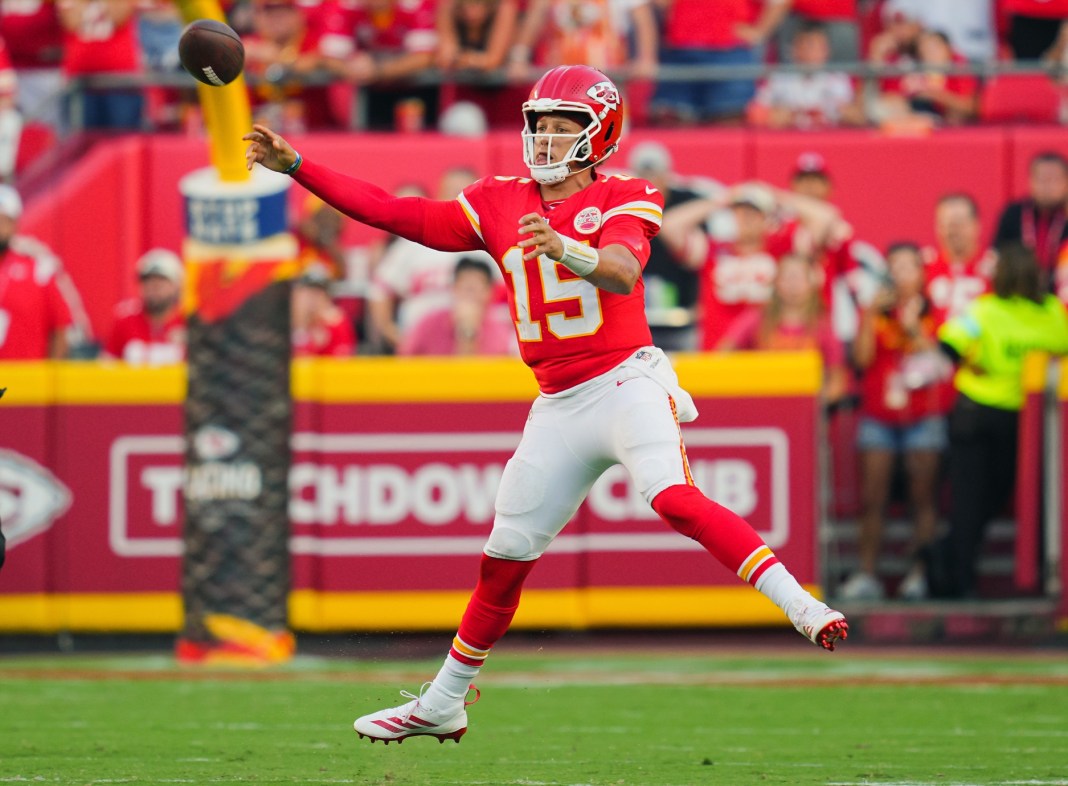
[2,642,1067,786]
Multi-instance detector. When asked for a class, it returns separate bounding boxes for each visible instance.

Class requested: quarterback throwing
[244,65,848,746]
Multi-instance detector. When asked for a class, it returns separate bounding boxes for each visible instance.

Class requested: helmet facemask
[521,105,601,185]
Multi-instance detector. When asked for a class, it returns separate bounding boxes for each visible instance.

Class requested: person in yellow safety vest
[927,242,1068,599]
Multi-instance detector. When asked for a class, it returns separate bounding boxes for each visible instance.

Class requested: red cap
[793,151,830,179]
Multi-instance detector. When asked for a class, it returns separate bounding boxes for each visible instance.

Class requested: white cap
[628,141,673,175]
[728,184,776,215]
[438,101,488,138]
[0,184,23,219]
[137,248,183,283]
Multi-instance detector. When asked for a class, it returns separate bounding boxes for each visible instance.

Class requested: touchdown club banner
[0,354,824,633]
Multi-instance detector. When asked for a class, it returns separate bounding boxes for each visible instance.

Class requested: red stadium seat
[979,74,1063,124]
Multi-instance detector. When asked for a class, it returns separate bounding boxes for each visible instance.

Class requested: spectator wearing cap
[292,264,356,357]
[749,21,864,129]
[660,180,841,349]
[627,140,704,351]
[0,184,77,360]
[399,256,514,356]
[788,152,888,341]
[994,151,1068,294]
[105,248,186,365]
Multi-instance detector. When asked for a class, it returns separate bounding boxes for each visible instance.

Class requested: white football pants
[484,347,698,561]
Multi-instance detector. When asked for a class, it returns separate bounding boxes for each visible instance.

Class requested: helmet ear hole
[578,141,592,159]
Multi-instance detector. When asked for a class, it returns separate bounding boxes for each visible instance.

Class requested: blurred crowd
[0,0,1067,179]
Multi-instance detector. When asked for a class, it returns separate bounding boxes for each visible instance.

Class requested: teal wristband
[282,152,303,175]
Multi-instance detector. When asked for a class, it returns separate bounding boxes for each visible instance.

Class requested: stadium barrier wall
[0,353,822,633]
[22,126,1068,344]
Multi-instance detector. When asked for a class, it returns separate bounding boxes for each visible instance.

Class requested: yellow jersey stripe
[457,193,484,241]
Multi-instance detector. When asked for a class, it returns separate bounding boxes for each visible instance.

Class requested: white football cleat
[787,599,849,651]
[353,684,479,745]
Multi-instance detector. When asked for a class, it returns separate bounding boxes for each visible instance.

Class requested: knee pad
[484,522,549,561]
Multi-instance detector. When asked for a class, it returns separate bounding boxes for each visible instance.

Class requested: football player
[244,65,848,745]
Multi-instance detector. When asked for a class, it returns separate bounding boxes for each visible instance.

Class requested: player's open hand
[243,124,298,173]
[518,213,563,262]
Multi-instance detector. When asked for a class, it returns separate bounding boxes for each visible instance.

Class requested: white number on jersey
[501,247,604,341]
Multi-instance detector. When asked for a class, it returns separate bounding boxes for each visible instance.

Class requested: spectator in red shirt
[292,263,356,357]
[842,241,951,602]
[105,248,185,364]
[0,185,74,360]
[58,0,143,130]
[0,0,63,129]
[400,255,515,356]
[651,0,791,124]
[660,181,840,349]
[322,0,439,130]
[925,193,995,320]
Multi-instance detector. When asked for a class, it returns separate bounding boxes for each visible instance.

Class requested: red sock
[651,484,780,586]
[449,554,537,666]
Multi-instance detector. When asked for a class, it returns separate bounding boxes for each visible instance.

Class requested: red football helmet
[521,65,624,185]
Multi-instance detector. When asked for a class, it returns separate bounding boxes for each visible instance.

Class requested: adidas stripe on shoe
[353,684,479,744]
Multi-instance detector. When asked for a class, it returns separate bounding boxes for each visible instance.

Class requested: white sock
[754,563,820,614]
[421,654,479,712]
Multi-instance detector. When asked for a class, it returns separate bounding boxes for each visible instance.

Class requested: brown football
[178,19,245,87]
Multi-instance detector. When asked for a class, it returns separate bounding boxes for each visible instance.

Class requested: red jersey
[62,3,140,76]
[105,300,185,364]
[858,304,951,424]
[456,175,663,392]
[0,0,63,69]
[328,0,437,55]
[698,226,796,350]
[1000,0,1068,17]
[791,0,856,19]
[923,246,995,320]
[663,0,755,49]
[292,310,355,357]
[0,245,73,359]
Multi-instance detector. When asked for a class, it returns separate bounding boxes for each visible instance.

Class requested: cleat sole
[818,619,849,651]
[354,726,467,745]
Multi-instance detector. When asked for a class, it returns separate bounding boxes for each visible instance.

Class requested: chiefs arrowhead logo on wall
[0,449,72,548]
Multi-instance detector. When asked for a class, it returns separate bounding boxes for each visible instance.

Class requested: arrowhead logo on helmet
[586,81,620,119]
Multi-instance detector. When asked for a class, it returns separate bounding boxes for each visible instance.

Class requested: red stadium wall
[20,125,1068,343]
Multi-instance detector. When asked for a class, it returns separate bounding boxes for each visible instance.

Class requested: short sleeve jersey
[454,174,664,393]
[923,246,995,321]
[0,246,73,359]
[105,300,186,365]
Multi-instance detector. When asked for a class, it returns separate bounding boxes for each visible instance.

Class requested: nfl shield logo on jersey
[574,207,602,234]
